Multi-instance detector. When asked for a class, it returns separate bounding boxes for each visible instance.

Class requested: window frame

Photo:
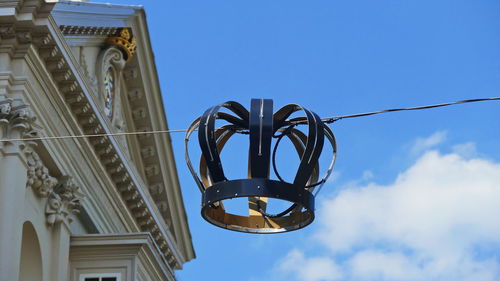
[79,273,121,281]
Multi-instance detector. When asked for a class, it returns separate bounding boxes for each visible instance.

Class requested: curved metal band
[273,104,299,131]
[201,179,314,233]
[198,106,224,182]
[200,125,237,188]
[185,117,204,192]
[249,99,273,178]
[272,128,320,187]
[271,104,327,186]
[311,124,337,195]
[222,101,250,121]
[289,128,321,186]
[198,102,250,184]
[291,108,325,187]
[272,124,336,194]
[262,128,321,218]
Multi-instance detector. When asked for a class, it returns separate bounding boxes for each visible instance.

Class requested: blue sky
[95,0,500,280]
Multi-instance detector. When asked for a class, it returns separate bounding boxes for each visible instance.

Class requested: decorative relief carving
[127,87,144,103]
[0,96,38,151]
[123,68,138,81]
[106,28,137,62]
[0,97,12,121]
[103,66,116,119]
[46,176,83,227]
[9,103,37,137]
[26,148,57,197]
[0,95,83,228]
[132,107,146,121]
[141,146,155,159]
[145,164,160,177]
[0,24,16,39]
[148,183,163,196]
[0,24,34,55]
[23,145,83,227]
[97,46,126,131]
[16,31,32,44]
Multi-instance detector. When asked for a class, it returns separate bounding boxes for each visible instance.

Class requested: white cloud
[327,170,342,183]
[348,251,422,280]
[317,150,500,253]
[275,146,500,281]
[452,142,477,158]
[410,131,447,155]
[276,249,342,281]
[361,170,374,181]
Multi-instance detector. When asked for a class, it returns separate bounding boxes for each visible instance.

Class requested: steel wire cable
[321,96,500,124]
[1,96,499,142]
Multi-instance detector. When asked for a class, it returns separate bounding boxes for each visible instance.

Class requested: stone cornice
[0,6,185,270]
[129,13,195,261]
[0,0,56,57]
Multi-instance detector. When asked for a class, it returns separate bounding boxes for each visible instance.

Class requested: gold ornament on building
[106,28,137,61]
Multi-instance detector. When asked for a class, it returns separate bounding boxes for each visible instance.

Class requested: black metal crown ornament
[185,99,337,233]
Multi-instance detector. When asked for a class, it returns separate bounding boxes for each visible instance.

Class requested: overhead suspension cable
[0,129,188,143]
[321,96,500,124]
[0,96,499,142]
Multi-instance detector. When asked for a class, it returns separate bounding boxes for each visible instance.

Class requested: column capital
[0,95,38,155]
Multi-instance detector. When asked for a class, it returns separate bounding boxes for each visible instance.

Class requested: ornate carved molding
[46,176,83,227]
[60,25,120,37]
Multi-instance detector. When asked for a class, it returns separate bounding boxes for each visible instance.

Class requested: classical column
[0,97,37,281]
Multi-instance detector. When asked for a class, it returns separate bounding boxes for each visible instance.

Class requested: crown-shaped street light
[185,99,337,233]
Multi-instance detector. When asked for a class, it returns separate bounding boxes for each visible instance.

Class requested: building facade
[0,1,195,281]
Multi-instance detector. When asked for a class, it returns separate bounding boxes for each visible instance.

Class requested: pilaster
[0,96,37,281]
[0,95,83,281]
